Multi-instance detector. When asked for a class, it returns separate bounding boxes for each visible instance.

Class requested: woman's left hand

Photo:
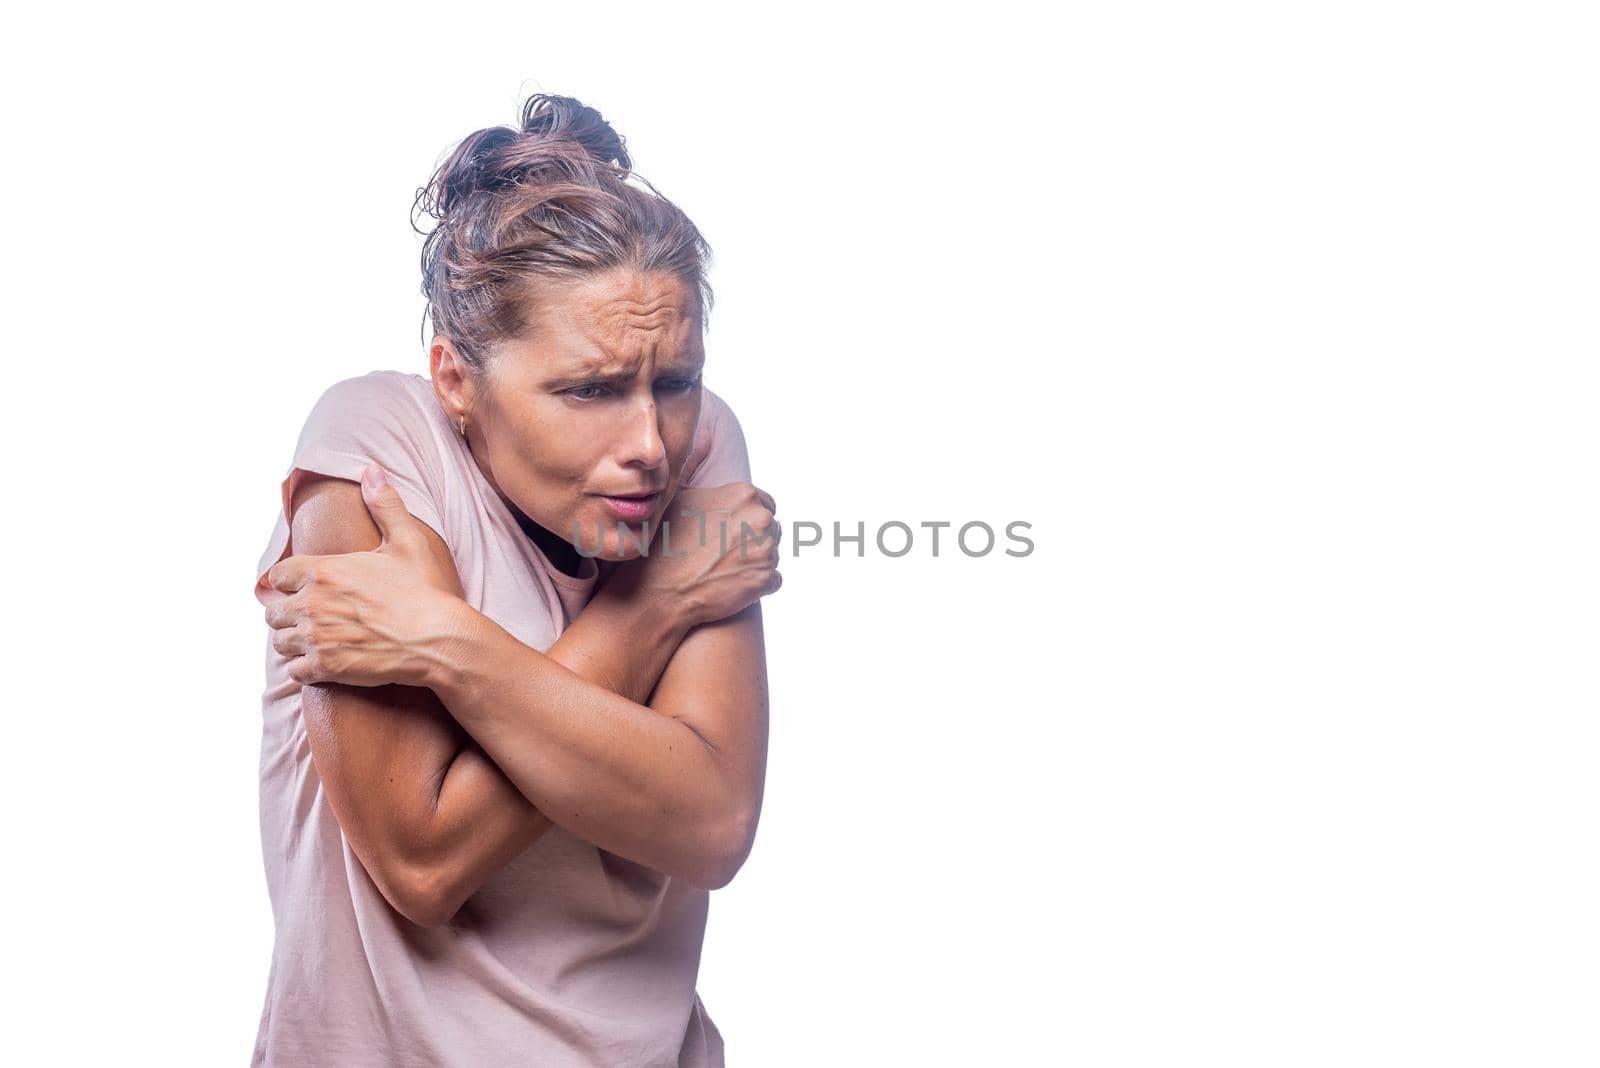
[257,464,467,689]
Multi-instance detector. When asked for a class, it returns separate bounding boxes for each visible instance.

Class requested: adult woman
[250,94,779,1067]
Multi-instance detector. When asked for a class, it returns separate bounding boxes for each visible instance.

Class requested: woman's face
[432,267,705,561]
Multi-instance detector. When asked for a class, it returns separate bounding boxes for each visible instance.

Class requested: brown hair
[412,93,713,373]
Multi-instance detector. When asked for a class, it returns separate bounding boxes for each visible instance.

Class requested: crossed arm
[286,473,770,926]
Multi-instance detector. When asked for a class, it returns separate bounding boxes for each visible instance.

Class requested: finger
[752,487,776,516]
[286,655,315,686]
[255,577,291,610]
[262,592,303,630]
[766,570,784,595]
[263,555,321,594]
[271,625,304,659]
[289,659,329,687]
[288,649,339,687]
[360,463,420,548]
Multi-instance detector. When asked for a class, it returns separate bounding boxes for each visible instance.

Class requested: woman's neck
[509,505,586,578]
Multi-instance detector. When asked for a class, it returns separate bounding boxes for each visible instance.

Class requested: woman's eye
[659,376,702,393]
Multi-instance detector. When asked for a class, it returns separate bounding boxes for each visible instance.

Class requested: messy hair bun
[413,93,711,371]
[518,94,630,170]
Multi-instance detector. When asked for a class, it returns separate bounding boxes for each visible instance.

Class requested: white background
[4,2,1596,1065]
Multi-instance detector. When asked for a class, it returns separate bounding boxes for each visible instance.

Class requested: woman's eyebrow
[665,352,706,374]
[547,347,703,382]
[539,351,632,383]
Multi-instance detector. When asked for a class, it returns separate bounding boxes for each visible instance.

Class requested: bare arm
[423,589,771,891]
[285,473,695,925]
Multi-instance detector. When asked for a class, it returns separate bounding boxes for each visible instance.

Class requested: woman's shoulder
[684,386,752,487]
[706,380,752,420]
[297,369,447,448]
[288,368,453,512]
[308,368,431,415]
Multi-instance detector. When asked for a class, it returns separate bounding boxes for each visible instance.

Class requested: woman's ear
[429,335,477,426]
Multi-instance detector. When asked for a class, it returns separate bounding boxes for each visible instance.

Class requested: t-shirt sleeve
[681,387,753,488]
[254,371,449,588]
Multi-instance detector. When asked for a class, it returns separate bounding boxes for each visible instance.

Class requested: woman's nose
[622,399,667,470]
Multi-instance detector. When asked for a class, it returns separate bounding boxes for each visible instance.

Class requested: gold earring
[459,415,468,436]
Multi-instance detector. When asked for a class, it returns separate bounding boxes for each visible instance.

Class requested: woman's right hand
[603,482,783,628]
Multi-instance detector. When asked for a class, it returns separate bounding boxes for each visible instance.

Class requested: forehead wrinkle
[594,300,682,336]
[563,317,696,377]
[579,301,692,355]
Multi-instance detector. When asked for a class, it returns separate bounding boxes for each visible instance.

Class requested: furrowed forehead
[506,270,704,377]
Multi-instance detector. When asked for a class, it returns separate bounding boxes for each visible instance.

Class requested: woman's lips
[597,492,661,521]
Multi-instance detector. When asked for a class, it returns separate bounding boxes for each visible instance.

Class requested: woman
[250,94,780,1067]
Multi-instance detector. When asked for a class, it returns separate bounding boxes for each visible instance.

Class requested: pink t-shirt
[250,369,751,1067]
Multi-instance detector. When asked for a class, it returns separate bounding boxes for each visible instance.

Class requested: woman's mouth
[597,492,661,521]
